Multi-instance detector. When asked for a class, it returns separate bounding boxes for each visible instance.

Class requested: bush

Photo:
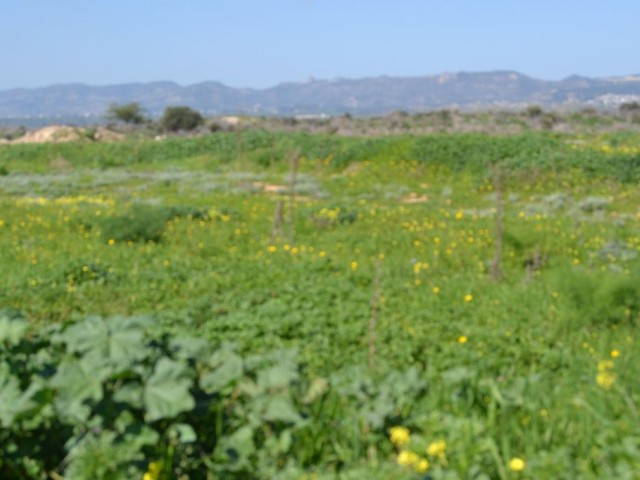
[106,102,146,125]
[98,204,217,244]
[159,106,204,132]
[99,204,171,243]
[558,265,640,326]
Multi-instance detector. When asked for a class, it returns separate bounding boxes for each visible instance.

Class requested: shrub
[106,102,146,125]
[558,266,640,326]
[97,204,217,244]
[99,204,171,243]
[159,106,204,132]
[526,105,544,118]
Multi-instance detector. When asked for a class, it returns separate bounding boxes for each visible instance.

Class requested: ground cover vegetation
[0,128,639,479]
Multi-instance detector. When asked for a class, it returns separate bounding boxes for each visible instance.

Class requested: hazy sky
[1,0,639,90]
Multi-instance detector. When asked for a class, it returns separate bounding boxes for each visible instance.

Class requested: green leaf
[216,425,255,469]
[64,430,144,480]
[168,422,197,443]
[123,422,160,449]
[257,363,298,390]
[0,315,29,346]
[265,429,293,455]
[113,382,144,409]
[200,352,243,394]
[263,395,303,424]
[60,316,148,370]
[50,358,105,423]
[170,336,212,361]
[0,364,26,425]
[143,358,195,422]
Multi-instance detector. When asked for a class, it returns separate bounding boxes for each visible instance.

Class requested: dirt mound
[93,127,125,142]
[7,126,124,144]
[12,126,84,144]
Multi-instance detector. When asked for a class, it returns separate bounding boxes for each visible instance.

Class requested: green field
[1,131,640,479]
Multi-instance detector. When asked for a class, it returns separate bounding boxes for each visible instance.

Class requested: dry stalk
[524,245,547,284]
[271,200,285,241]
[288,149,301,243]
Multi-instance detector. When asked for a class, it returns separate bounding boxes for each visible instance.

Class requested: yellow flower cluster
[389,426,410,447]
[317,207,341,221]
[427,439,447,457]
[389,427,450,474]
[397,449,430,473]
[142,461,161,480]
[596,359,615,390]
[16,195,115,207]
[570,139,640,156]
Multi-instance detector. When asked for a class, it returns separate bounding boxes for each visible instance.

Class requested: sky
[1,0,639,91]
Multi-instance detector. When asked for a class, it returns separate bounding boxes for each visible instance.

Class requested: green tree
[159,106,204,132]
[106,102,146,124]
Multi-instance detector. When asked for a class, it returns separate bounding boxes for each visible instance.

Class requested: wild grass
[1,130,639,478]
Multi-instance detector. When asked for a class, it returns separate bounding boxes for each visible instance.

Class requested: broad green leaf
[113,382,144,409]
[64,429,144,480]
[143,358,195,422]
[60,316,148,370]
[122,422,160,449]
[257,363,298,390]
[0,364,25,425]
[263,395,303,424]
[0,315,29,346]
[265,429,293,455]
[200,353,243,394]
[170,336,212,361]
[50,358,105,423]
[168,422,197,443]
[216,425,255,469]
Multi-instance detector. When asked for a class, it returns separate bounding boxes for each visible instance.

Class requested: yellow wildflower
[508,457,526,472]
[415,458,430,473]
[427,439,447,457]
[350,261,358,271]
[457,335,468,344]
[464,294,473,302]
[143,461,161,480]
[598,360,614,371]
[596,371,615,389]
[397,449,419,466]
[611,349,620,358]
[389,426,410,447]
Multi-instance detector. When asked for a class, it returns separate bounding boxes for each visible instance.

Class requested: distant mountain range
[2,71,640,122]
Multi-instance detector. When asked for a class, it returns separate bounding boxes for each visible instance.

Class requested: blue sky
[1,0,638,90]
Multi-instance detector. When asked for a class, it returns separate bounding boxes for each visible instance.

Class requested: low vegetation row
[2,101,640,143]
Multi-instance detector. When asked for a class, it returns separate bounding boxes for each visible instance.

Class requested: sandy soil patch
[401,192,430,203]
[11,126,84,144]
